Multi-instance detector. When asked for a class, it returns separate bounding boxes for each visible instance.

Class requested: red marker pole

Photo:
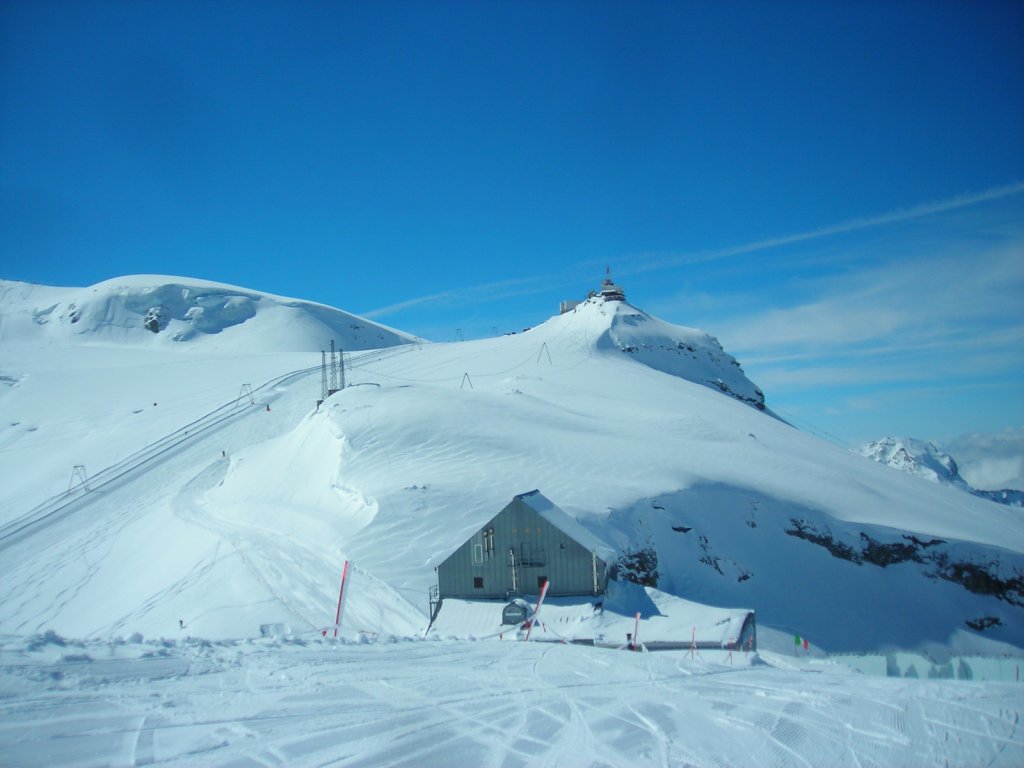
[524,579,550,641]
[333,560,350,639]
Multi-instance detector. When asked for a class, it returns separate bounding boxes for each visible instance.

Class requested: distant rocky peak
[859,437,1023,507]
[863,437,959,480]
[859,437,964,485]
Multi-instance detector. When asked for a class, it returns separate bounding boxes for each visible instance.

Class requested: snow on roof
[515,490,616,563]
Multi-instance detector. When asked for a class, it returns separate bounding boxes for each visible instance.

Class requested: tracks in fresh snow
[1,640,1021,768]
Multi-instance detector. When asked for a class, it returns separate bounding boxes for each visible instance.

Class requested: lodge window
[519,541,545,567]
[474,577,484,589]
[483,527,495,555]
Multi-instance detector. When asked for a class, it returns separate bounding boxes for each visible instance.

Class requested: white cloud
[740,325,1024,369]
[715,242,1024,374]
[620,181,1024,277]
[944,427,1024,490]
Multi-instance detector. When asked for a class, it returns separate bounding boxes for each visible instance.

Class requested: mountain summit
[554,294,766,411]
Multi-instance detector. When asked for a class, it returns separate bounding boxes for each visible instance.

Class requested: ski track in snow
[1,640,1021,768]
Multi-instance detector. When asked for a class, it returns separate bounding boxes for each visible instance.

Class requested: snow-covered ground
[2,632,1021,768]
[1,275,1022,765]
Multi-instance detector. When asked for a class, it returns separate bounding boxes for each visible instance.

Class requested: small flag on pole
[803,637,809,651]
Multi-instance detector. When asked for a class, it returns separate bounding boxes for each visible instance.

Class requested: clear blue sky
[2,0,1022,448]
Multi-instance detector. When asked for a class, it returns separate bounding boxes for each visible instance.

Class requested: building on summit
[560,268,625,314]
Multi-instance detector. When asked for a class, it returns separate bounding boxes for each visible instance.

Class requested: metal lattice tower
[330,340,338,392]
[338,347,346,390]
[321,350,328,401]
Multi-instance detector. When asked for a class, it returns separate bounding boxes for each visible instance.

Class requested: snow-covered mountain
[0,276,416,351]
[2,277,1022,659]
[586,297,766,411]
[861,436,1024,508]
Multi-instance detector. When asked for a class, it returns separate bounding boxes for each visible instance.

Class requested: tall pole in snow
[524,579,550,641]
[333,560,350,639]
[330,340,338,392]
[321,350,328,401]
[633,611,641,651]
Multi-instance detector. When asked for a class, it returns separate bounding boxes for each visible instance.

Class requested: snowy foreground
[2,634,1021,768]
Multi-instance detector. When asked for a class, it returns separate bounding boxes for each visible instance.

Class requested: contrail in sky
[630,180,1024,274]
[363,277,544,319]
[364,181,1024,318]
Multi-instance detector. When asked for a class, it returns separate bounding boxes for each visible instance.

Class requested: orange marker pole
[333,560,350,639]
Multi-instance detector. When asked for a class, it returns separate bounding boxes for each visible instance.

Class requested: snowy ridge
[0,276,416,351]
